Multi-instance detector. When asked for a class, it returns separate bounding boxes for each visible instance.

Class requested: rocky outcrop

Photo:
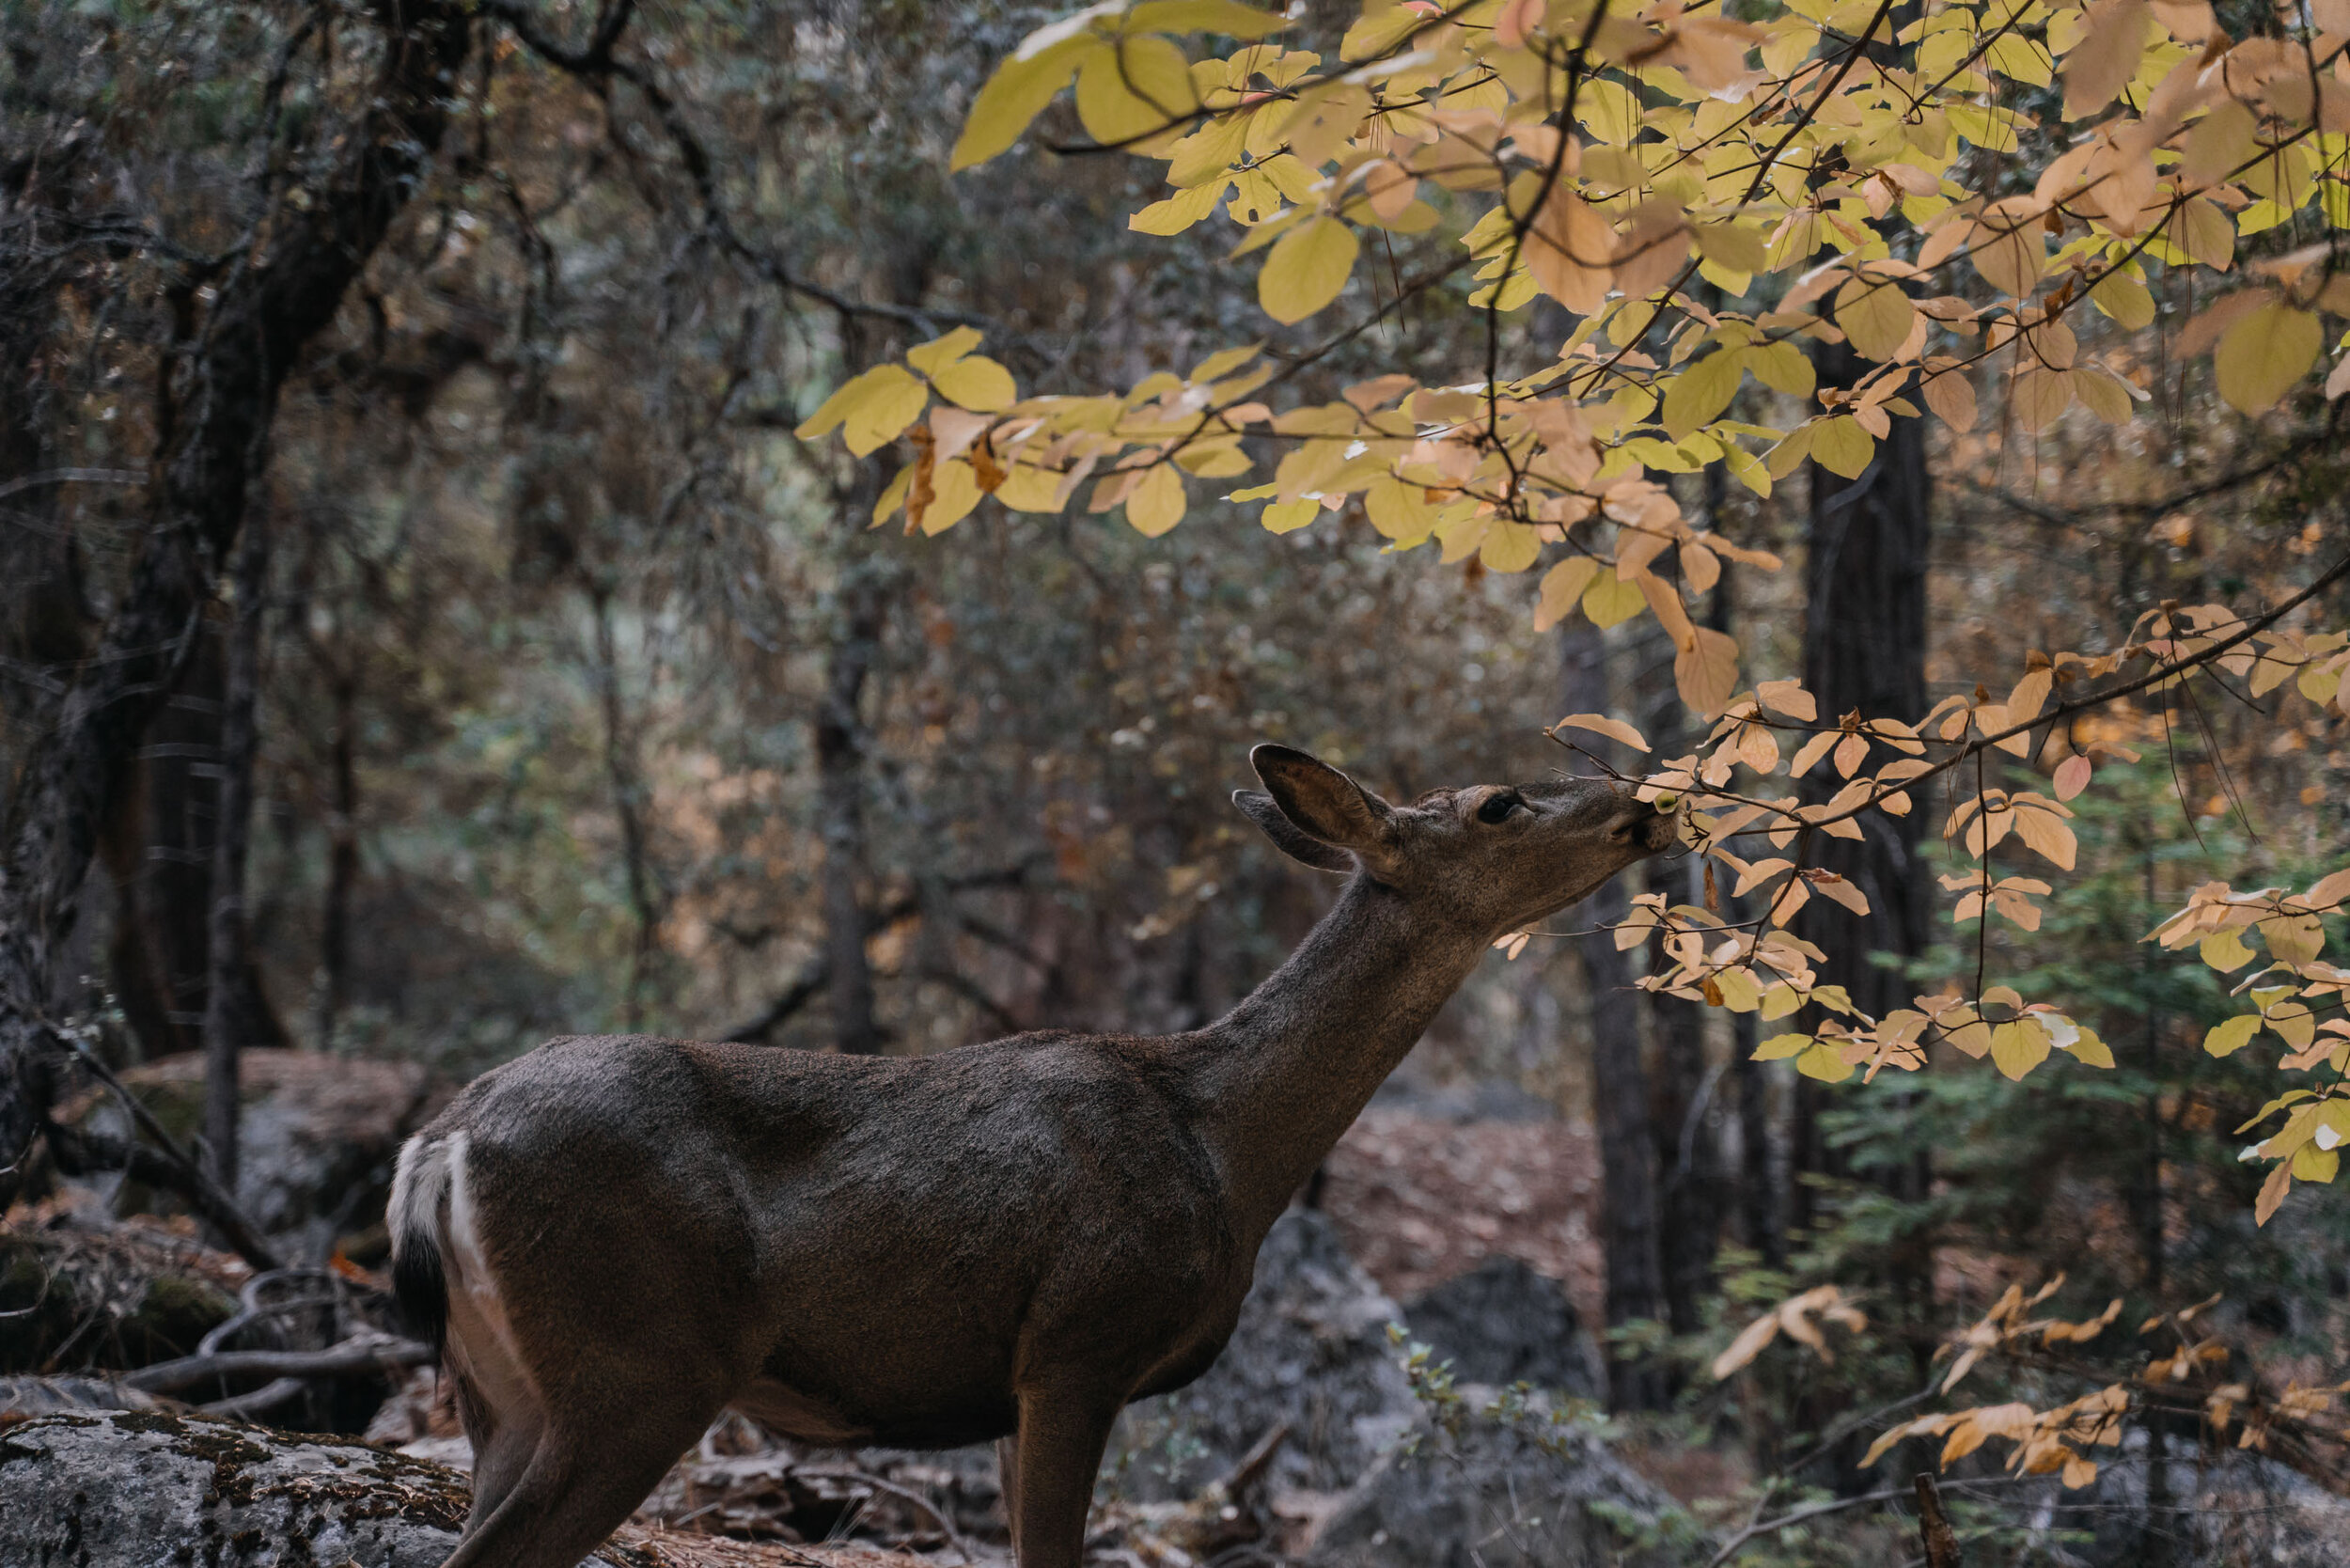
[1402,1254,1606,1400]
[1308,1403,1693,1568]
[76,1050,442,1260]
[2042,1430,2350,1567]
[0,1408,470,1567]
[1111,1208,1419,1500]
[0,1409,938,1568]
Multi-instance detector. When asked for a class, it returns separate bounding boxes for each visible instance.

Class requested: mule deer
[389,745,1675,1568]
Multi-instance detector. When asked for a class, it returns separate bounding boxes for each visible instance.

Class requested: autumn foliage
[799,0,2350,1239]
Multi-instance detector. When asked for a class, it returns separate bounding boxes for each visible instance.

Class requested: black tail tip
[391,1234,447,1358]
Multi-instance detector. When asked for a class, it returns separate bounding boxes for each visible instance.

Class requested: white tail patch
[408,1130,543,1426]
[388,1134,445,1268]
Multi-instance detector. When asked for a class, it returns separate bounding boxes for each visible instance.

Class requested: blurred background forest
[2,1,2346,1564]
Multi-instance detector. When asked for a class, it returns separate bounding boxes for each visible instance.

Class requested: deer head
[1233,743,1677,939]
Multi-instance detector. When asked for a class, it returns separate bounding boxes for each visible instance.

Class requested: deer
[388,744,1677,1568]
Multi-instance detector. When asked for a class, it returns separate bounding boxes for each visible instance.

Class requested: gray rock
[1109,1209,1418,1500]
[1308,1401,1693,1568]
[0,1375,164,1421]
[2040,1429,2350,1567]
[0,1408,469,1566]
[1402,1255,1605,1400]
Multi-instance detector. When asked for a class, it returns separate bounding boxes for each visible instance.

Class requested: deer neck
[1180,873,1489,1232]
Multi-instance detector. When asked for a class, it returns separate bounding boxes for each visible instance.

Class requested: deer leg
[1004,1386,1120,1568]
[433,1393,720,1568]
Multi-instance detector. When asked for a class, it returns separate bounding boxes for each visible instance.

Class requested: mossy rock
[0,1228,234,1373]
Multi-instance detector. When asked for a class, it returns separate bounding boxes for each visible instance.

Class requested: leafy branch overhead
[796,0,2350,1220]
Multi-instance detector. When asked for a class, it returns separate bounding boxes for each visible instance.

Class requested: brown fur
[389,745,1674,1568]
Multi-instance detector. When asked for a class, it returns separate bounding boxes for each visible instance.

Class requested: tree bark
[0,0,472,1192]
[310,660,360,1050]
[202,514,268,1196]
[592,588,662,1029]
[1795,337,1934,1240]
[817,552,887,1056]
[1643,694,1723,1338]
[1560,620,1668,1410]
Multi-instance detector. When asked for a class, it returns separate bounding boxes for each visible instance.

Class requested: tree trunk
[592,589,662,1029]
[1703,497,1781,1263]
[201,515,268,1195]
[817,551,887,1056]
[0,0,472,1193]
[1795,337,1934,1241]
[1643,696,1723,1337]
[1560,620,1668,1410]
[310,661,359,1050]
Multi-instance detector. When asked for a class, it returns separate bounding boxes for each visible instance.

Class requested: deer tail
[388,1132,452,1356]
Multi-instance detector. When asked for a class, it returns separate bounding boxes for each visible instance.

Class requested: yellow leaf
[2181,100,2257,188]
[1258,217,1358,324]
[2091,270,2155,330]
[1534,557,1601,631]
[951,37,1095,171]
[1366,476,1436,545]
[1582,569,1647,630]
[2254,1159,2291,1225]
[995,463,1067,512]
[2013,807,2077,870]
[1924,371,1978,431]
[1991,1018,2052,1080]
[2204,1014,2261,1058]
[1811,416,1875,478]
[870,462,914,528]
[930,355,1018,412]
[799,364,931,456]
[907,327,983,375]
[1075,36,1199,147]
[2012,368,2074,431]
[1553,713,1651,752]
[2061,0,2150,119]
[1261,496,1319,533]
[1661,350,1746,440]
[2215,306,2320,415]
[1674,625,1741,716]
[1837,276,1917,362]
[1972,197,2047,298]
[1797,1040,1856,1082]
[1480,520,1540,572]
[1125,0,1292,38]
[2261,913,2325,964]
[1753,1032,1811,1061]
[1527,187,1613,315]
[1125,463,1186,537]
[1131,180,1228,235]
[917,458,982,535]
[2290,1142,2338,1183]
[1711,1309,1783,1378]
[2070,1027,2116,1068]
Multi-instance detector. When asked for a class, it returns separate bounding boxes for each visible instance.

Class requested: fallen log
[120,1334,433,1396]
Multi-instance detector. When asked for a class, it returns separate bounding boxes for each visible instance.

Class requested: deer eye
[1477,792,1524,824]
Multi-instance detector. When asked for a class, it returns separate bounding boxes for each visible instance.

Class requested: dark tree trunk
[1702,495,1781,1263]
[1643,696,1723,1338]
[817,553,887,1056]
[1560,620,1668,1410]
[1794,338,1934,1241]
[310,662,359,1050]
[592,589,661,1029]
[202,516,268,1195]
[0,0,472,1192]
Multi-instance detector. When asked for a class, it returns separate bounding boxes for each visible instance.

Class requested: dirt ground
[1319,1106,1605,1325]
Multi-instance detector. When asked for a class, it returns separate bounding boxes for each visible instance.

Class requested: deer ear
[1248,745,1398,871]
[1233,791,1354,874]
